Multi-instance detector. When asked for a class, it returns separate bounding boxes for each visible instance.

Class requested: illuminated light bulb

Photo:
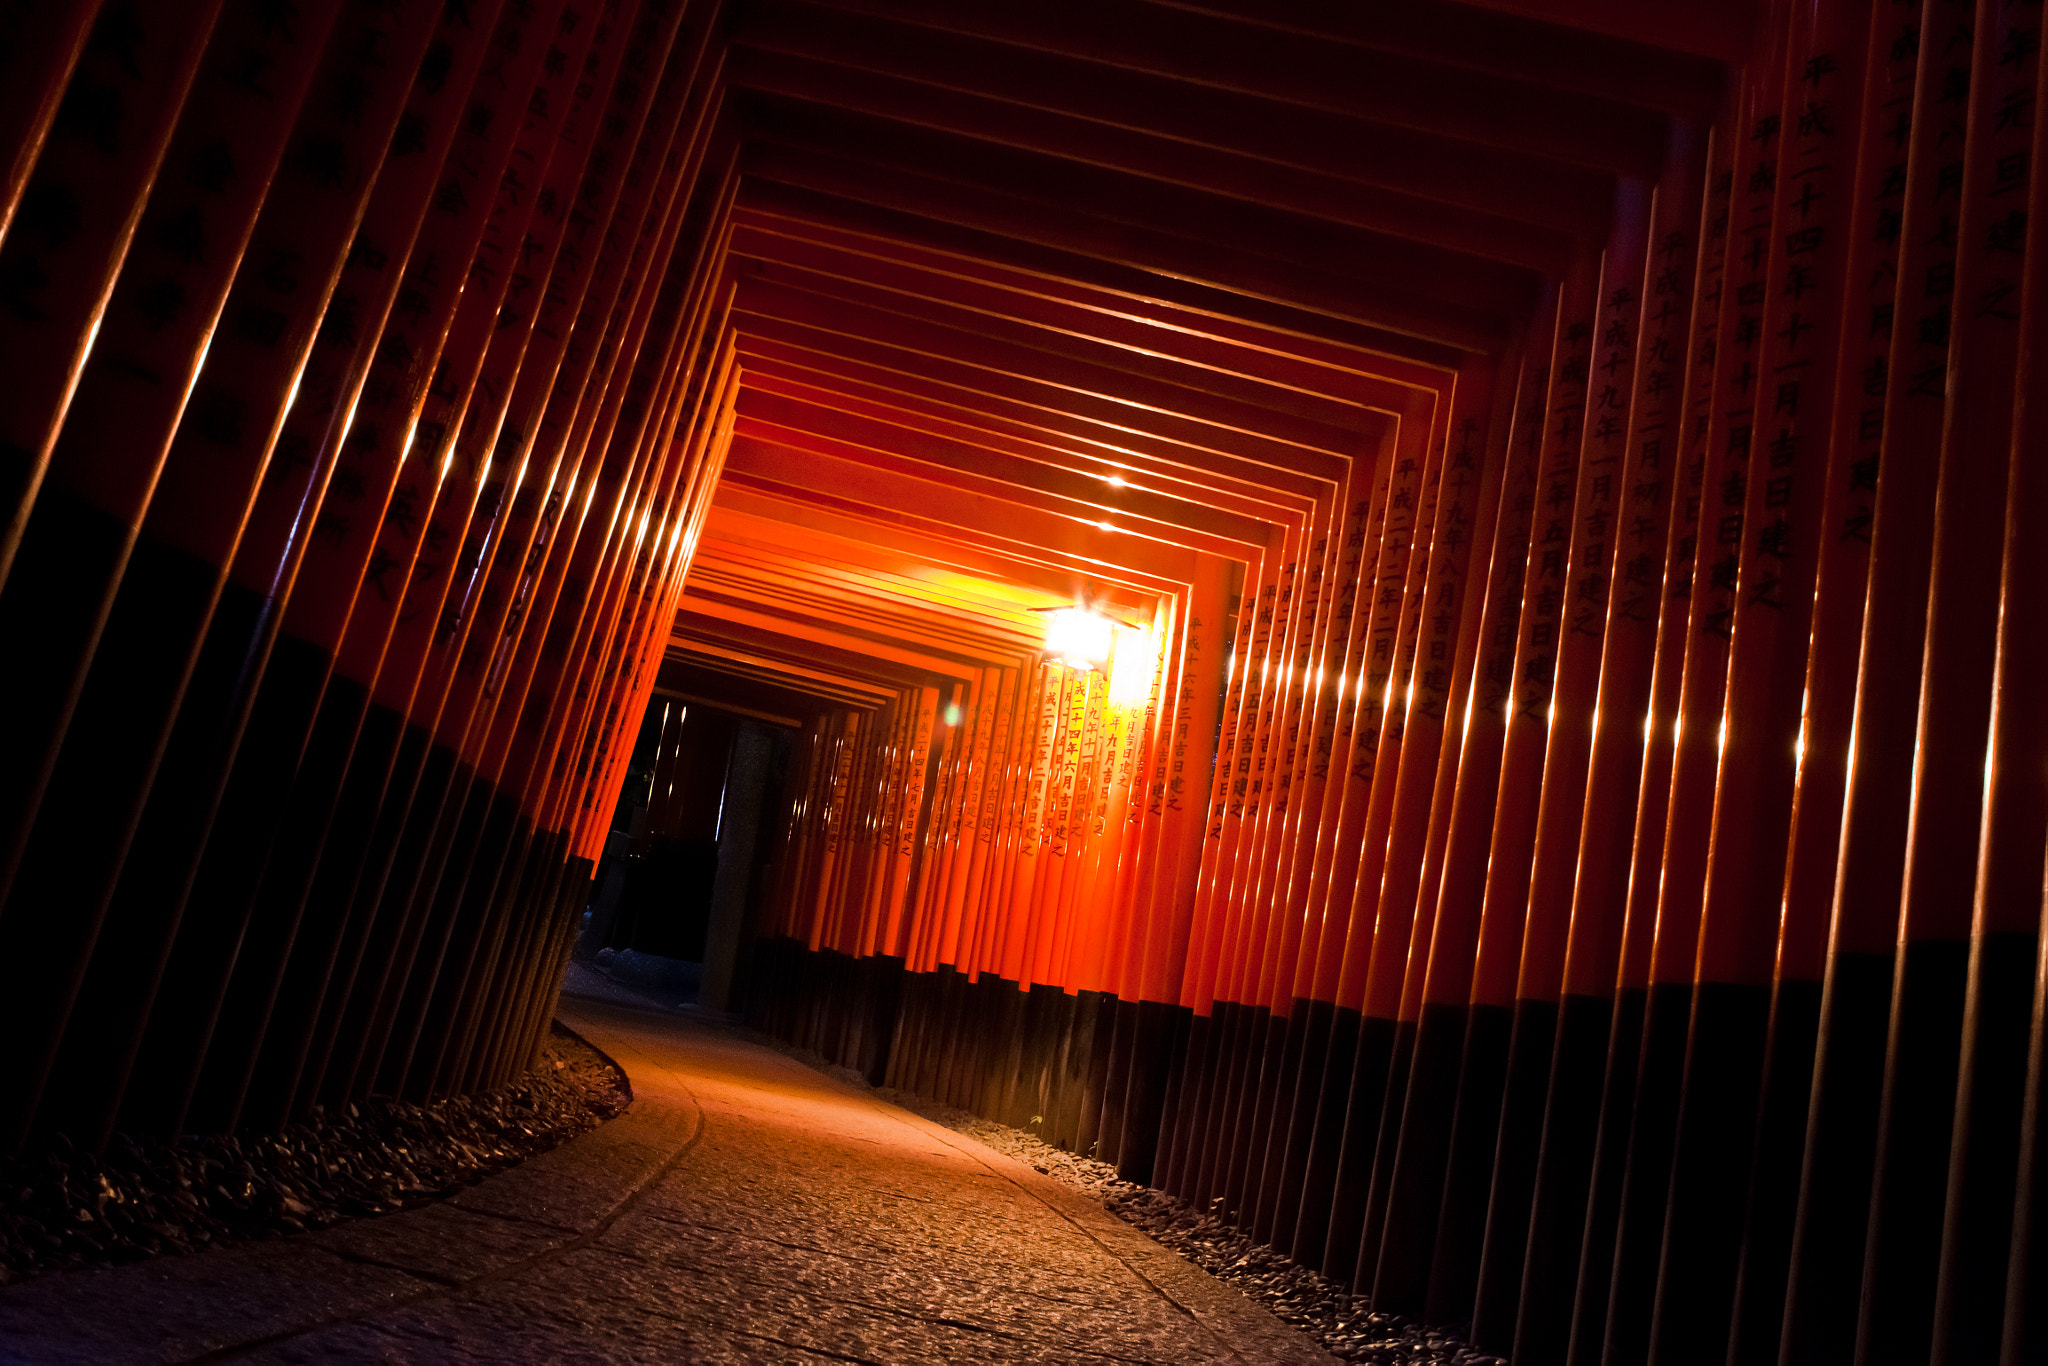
[1717,717,1729,753]
[1104,473,1127,488]
[1045,607,1115,673]
[1096,520,1116,532]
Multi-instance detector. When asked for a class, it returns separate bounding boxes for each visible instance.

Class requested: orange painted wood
[1554,122,1710,1004]
[1511,187,1653,1010]
[0,0,228,585]
[1640,25,1790,994]
[1466,249,1600,1016]
[1387,357,1521,1027]
[1414,298,1556,1014]
[1822,0,1972,963]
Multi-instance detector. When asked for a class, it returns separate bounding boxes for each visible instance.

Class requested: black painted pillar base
[1116,999,1190,1187]
[1724,977,1821,1366]
[1291,1003,1363,1271]
[1511,992,1614,1366]
[1779,950,1896,1366]
[1594,980,1692,1366]
[1470,996,1559,1354]
[1425,1000,1511,1332]
[1373,1000,1469,1319]
[1262,996,1332,1252]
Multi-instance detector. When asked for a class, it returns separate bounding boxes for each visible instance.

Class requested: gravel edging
[0,1021,629,1287]
[868,1085,1506,1366]
[740,1022,1504,1366]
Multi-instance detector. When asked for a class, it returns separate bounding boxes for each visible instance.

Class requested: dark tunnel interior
[0,0,2045,1360]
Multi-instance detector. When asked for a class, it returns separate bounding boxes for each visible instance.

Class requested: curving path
[0,997,1334,1364]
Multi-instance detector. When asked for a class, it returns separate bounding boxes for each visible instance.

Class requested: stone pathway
[0,998,1335,1364]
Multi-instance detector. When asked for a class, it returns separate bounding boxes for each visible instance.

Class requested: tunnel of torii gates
[5,0,2048,1360]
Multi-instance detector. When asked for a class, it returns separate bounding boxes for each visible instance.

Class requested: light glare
[1107,623,1160,708]
[1045,608,1115,672]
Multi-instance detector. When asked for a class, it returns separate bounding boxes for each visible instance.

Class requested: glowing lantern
[1043,607,1115,672]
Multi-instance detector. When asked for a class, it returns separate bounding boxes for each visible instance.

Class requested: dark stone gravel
[861,1081,1508,1366]
[0,1023,628,1288]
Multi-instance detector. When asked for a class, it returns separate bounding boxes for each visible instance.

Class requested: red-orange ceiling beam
[711,486,1173,623]
[734,367,1309,528]
[790,0,1676,173]
[726,302,1362,482]
[686,542,1063,653]
[698,522,1090,625]
[732,338,1333,512]
[727,283,1378,470]
[722,434,1213,586]
[723,33,1619,238]
[1149,0,1729,111]
[681,577,1033,668]
[731,254,1410,436]
[733,390,1277,551]
[731,418,1265,563]
[661,640,898,707]
[730,213,1455,400]
[728,85,1573,278]
[672,606,988,687]
[733,116,1545,324]
[734,178,1472,367]
[737,141,1514,350]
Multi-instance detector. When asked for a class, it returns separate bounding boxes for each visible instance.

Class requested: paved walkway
[0,998,1334,1363]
